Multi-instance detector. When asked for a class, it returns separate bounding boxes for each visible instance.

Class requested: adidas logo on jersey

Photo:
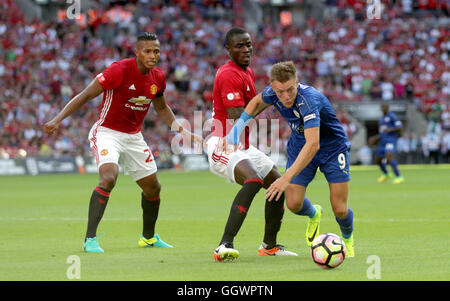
[129,84,136,90]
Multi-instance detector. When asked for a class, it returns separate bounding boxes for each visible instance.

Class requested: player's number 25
[338,153,346,170]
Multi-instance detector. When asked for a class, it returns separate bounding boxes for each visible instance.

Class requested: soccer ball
[310,233,346,269]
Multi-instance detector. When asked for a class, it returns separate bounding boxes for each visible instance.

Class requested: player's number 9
[338,153,346,170]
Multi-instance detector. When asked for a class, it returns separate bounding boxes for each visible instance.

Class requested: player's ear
[224,43,231,55]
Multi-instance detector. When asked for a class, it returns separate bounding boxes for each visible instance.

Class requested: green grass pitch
[0,165,449,281]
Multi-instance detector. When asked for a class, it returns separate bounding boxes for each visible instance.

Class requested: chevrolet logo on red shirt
[128,96,151,105]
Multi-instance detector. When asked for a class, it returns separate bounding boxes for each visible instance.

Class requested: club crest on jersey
[150,84,158,95]
[100,149,108,156]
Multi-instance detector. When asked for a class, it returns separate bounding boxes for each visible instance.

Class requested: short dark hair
[137,32,158,42]
[224,27,248,47]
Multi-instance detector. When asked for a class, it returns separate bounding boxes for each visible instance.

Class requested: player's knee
[99,174,117,191]
[332,206,348,219]
[286,197,302,213]
[243,175,263,185]
[143,181,161,198]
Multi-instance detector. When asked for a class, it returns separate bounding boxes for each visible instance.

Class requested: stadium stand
[0,0,449,164]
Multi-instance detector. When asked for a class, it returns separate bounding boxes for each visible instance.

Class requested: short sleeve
[155,69,166,97]
[96,62,123,90]
[261,85,277,105]
[391,113,402,128]
[299,94,321,129]
[217,71,246,108]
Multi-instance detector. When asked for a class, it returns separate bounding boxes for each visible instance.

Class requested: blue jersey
[261,83,350,150]
[379,112,402,143]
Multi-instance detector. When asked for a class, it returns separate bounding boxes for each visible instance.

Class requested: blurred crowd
[394,106,450,164]
[0,0,449,165]
[357,126,450,166]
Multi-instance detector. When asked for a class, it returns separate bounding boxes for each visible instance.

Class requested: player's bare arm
[368,134,380,145]
[244,93,271,117]
[225,93,270,122]
[220,106,244,152]
[266,126,320,201]
[43,79,103,134]
[152,94,203,145]
[225,106,244,121]
[222,93,270,150]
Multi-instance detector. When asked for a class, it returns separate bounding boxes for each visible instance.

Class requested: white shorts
[206,136,275,184]
[88,124,157,181]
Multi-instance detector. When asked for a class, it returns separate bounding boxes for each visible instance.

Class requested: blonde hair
[269,61,297,83]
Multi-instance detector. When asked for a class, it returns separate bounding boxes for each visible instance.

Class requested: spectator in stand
[396,132,410,164]
[409,132,420,163]
[441,130,450,163]
[420,131,430,163]
[380,75,394,101]
[426,126,441,164]
[356,144,372,165]
[336,106,356,140]
[441,107,450,131]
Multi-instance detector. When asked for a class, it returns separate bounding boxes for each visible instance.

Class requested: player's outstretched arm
[244,93,271,117]
[266,126,320,201]
[225,93,270,146]
[152,95,203,145]
[43,79,103,134]
[284,126,320,180]
[368,134,380,145]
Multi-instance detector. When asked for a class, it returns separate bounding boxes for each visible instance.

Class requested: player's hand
[219,137,238,154]
[368,136,376,145]
[191,132,204,149]
[180,130,204,149]
[43,118,60,135]
[265,176,290,202]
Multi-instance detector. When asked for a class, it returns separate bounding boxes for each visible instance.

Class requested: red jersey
[95,58,166,134]
[212,60,257,148]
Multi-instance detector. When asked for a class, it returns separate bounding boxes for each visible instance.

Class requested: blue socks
[335,208,353,239]
[380,159,401,177]
[294,198,354,239]
[379,162,388,174]
[389,159,401,177]
[294,197,316,218]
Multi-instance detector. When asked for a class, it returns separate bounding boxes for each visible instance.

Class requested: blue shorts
[376,139,397,157]
[286,143,351,187]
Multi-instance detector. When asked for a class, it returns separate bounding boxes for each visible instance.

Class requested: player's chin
[283,101,294,108]
[240,56,251,66]
[146,62,157,69]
